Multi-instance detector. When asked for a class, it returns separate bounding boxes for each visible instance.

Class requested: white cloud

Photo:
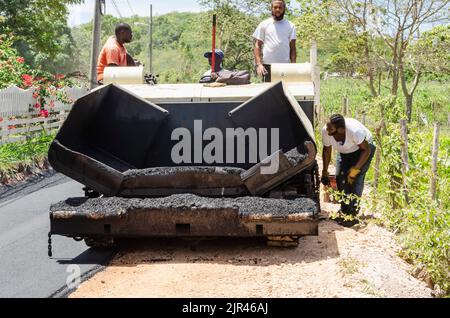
[67,3,94,27]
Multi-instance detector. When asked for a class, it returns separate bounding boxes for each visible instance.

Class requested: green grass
[321,78,373,121]
[338,257,363,275]
[0,131,55,179]
[321,78,450,127]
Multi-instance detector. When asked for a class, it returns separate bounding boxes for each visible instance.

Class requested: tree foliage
[198,1,260,71]
[408,25,450,78]
[198,0,294,16]
[291,0,340,43]
[71,12,211,83]
[0,0,83,72]
[297,0,449,120]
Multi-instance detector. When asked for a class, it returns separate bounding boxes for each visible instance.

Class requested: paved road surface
[0,173,115,298]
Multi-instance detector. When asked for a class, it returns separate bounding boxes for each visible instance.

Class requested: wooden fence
[0,85,88,145]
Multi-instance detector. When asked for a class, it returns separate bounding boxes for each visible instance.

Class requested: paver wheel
[84,237,116,248]
[266,236,299,247]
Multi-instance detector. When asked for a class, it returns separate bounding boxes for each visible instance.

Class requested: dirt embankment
[69,198,432,298]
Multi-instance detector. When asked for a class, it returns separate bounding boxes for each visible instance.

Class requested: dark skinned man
[200,49,226,83]
[97,23,136,84]
[199,49,250,85]
[253,0,297,82]
[321,115,376,222]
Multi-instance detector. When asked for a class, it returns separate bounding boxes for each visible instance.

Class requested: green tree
[198,0,293,16]
[334,0,450,120]
[70,12,210,83]
[198,2,259,71]
[0,0,83,72]
[402,25,450,115]
[409,25,450,77]
[292,0,339,42]
[291,0,363,76]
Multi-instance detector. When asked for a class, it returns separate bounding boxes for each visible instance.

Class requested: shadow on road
[56,248,116,265]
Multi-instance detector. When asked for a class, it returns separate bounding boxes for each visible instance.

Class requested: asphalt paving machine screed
[47,78,320,254]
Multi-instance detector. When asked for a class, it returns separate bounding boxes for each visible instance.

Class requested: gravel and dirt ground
[69,198,432,298]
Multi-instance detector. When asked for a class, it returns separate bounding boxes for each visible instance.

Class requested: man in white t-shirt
[253,0,297,82]
[321,114,376,221]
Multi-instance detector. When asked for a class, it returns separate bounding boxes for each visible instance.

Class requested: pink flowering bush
[0,35,75,118]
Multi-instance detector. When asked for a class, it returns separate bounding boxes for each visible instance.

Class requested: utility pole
[149,4,153,74]
[89,0,104,89]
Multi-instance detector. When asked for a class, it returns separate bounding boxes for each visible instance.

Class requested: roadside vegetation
[322,78,450,296]
[0,30,77,184]
[0,131,55,183]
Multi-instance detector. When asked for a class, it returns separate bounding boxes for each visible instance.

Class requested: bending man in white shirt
[321,114,376,220]
[253,0,297,82]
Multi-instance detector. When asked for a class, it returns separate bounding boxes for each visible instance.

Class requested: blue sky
[68,1,440,30]
[68,0,205,26]
[67,0,306,27]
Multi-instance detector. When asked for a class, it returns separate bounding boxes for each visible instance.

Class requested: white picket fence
[0,85,89,145]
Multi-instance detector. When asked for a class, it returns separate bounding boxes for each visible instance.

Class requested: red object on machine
[211,14,217,73]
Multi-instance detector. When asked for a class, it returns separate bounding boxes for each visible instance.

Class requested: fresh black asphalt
[0,172,115,298]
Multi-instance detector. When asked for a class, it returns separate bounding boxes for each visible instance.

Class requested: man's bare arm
[254,39,264,65]
[254,39,268,76]
[322,145,332,176]
[354,140,371,170]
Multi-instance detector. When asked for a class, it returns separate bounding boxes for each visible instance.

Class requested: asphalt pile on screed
[123,166,245,178]
[285,147,308,166]
[51,194,316,217]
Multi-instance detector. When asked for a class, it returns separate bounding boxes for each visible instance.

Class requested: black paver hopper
[48,82,320,249]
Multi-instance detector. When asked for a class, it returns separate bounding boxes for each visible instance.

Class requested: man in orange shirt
[97,23,136,84]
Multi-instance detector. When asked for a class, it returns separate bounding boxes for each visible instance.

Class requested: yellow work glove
[347,167,361,185]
